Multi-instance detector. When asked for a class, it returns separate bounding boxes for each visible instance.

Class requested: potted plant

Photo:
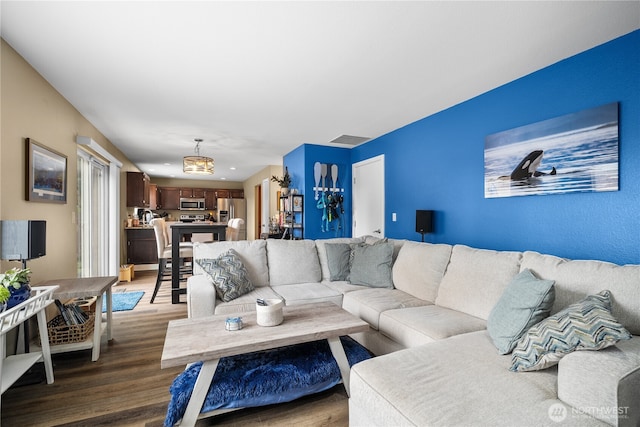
[0,267,32,309]
[271,167,292,196]
[0,286,10,313]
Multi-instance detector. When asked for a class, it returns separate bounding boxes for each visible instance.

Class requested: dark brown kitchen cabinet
[204,190,216,210]
[148,184,158,210]
[215,189,229,199]
[158,187,180,210]
[126,172,150,207]
[179,188,205,198]
[126,228,158,264]
[230,189,244,199]
[191,188,206,198]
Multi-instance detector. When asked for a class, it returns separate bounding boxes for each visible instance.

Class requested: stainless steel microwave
[179,198,205,210]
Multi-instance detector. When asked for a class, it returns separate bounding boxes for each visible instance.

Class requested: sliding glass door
[77,150,109,277]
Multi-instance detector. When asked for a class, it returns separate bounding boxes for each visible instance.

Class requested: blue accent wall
[286,31,639,265]
[284,144,352,240]
[352,30,639,265]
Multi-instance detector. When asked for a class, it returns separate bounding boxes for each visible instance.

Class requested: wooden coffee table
[161,301,369,426]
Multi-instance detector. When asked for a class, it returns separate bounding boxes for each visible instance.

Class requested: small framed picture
[26,138,67,203]
[293,195,303,212]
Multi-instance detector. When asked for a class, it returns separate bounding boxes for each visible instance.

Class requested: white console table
[0,285,58,406]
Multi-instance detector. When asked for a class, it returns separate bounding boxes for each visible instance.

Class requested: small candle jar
[225,317,243,331]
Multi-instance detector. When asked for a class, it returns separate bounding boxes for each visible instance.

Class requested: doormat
[102,291,144,312]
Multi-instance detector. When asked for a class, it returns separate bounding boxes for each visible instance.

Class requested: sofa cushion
[193,240,269,287]
[213,287,283,316]
[197,249,255,302]
[321,280,368,294]
[392,241,453,303]
[349,330,581,427]
[520,251,640,335]
[315,237,364,281]
[266,240,321,286]
[342,288,430,330]
[271,282,343,307]
[349,242,394,288]
[487,269,556,355]
[510,290,632,372]
[324,243,352,281]
[558,336,640,426]
[378,305,486,348]
[435,245,522,320]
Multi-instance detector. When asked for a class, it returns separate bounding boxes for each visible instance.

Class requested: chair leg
[150,258,167,304]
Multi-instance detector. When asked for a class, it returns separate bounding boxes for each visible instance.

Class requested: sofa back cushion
[193,240,269,287]
[266,240,322,286]
[435,245,522,320]
[520,251,640,335]
[315,237,364,281]
[392,241,453,303]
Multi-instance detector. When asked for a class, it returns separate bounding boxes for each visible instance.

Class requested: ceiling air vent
[329,135,370,146]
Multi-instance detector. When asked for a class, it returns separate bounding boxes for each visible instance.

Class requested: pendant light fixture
[183,138,214,175]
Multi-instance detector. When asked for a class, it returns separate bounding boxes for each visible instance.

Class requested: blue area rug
[102,291,144,312]
[164,336,372,426]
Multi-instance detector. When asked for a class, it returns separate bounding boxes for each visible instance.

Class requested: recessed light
[221,177,227,180]
[229,167,236,170]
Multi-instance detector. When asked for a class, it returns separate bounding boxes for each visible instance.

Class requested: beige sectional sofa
[186,237,640,426]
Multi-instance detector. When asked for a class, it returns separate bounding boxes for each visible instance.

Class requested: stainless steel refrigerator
[217,198,247,240]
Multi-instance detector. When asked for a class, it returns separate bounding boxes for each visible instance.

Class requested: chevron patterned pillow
[510,290,631,372]
[197,249,255,302]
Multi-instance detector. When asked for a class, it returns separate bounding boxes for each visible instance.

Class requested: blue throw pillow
[487,269,555,355]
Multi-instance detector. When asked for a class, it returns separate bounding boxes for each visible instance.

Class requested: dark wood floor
[1,271,349,426]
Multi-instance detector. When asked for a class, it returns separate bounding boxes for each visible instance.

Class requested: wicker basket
[46,314,95,345]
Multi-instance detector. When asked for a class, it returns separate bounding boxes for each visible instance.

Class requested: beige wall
[243,165,282,240]
[0,40,137,281]
[1,39,285,278]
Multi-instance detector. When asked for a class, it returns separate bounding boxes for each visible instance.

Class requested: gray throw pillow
[349,242,394,288]
[325,243,352,281]
[487,269,555,355]
[197,249,254,302]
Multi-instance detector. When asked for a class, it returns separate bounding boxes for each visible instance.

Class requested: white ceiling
[2,1,639,181]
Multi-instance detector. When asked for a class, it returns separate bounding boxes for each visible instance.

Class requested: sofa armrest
[186,274,217,319]
[558,337,640,426]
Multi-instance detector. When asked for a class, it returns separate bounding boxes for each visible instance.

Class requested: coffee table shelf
[162,302,369,427]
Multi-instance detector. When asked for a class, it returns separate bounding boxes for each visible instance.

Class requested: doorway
[352,155,385,238]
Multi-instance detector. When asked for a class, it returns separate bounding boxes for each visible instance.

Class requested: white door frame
[261,178,270,235]
[352,154,385,238]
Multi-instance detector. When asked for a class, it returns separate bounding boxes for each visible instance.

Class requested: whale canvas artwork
[484,102,619,199]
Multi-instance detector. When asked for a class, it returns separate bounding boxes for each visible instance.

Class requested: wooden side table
[36,276,118,361]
